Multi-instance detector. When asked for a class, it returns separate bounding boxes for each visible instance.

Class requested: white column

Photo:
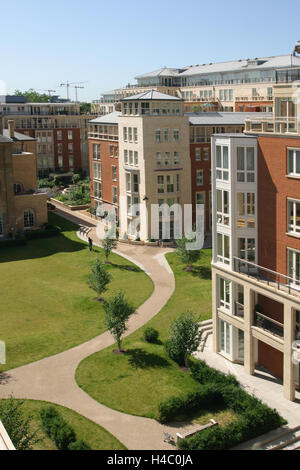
[283,302,295,401]
[212,269,219,353]
[243,285,255,375]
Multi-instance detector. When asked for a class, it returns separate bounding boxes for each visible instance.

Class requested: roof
[212,133,256,138]
[187,111,273,125]
[135,67,184,79]
[0,135,12,143]
[136,54,300,79]
[121,90,182,101]
[2,129,35,141]
[89,111,121,125]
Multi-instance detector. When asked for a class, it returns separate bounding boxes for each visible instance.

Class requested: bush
[25,226,60,240]
[143,327,159,343]
[68,439,91,450]
[164,339,185,366]
[190,360,239,387]
[40,406,76,450]
[157,384,222,423]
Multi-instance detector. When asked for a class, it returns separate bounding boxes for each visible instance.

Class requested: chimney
[8,120,15,138]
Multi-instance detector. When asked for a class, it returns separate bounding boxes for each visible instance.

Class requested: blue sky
[1,0,300,101]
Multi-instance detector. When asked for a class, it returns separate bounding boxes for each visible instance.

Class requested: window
[288,248,300,288]
[134,151,138,165]
[129,150,133,165]
[156,152,162,166]
[93,143,100,160]
[69,155,74,170]
[134,128,138,143]
[219,320,231,355]
[123,127,127,141]
[112,166,117,181]
[141,102,150,115]
[129,102,133,115]
[164,129,170,142]
[134,102,139,115]
[58,155,63,168]
[124,149,128,165]
[155,129,161,143]
[24,209,35,228]
[58,143,63,154]
[112,186,118,204]
[288,148,300,176]
[14,183,22,194]
[237,192,255,228]
[57,131,62,140]
[93,162,101,180]
[166,175,174,193]
[216,145,229,180]
[203,148,209,160]
[165,152,171,166]
[195,148,201,161]
[126,173,131,192]
[157,175,164,193]
[68,130,72,140]
[237,147,255,182]
[219,278,231,311]
[238,238,256,262]
[173,129,179,142]
[217,233,230,264]
[196,169,203,186]
[68,143,73,153]
[94,181,102,199]
[174,152,180,165]
[128,127,132,142]
[196,191,205,205]
[133,174,139,193]
[288,199,300,234]
[217,190,229,225]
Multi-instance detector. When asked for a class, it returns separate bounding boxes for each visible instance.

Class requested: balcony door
[288,249,300,290]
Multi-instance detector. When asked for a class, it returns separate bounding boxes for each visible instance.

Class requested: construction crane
[74,85,85,103]
[59,81,87,101]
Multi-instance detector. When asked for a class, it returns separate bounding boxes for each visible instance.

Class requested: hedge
[40,406,90,450]
[157,359,286,450]
[24,225,60,240]
[0,237,26,248]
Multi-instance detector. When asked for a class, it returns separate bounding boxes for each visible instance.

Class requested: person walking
[88,236,93,252]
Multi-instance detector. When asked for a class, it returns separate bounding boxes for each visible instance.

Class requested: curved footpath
[0,208,192,450]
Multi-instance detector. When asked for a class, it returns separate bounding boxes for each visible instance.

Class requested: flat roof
[187,111,273,125]
[89,111,121,125]
[2,129,35,141]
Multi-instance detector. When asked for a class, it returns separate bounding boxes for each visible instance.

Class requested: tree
[80,103,91,114]
[14,89,50,103]
[87,258,112,300]
[176,235,201,271]
[0,396,40,450]
[72,173,81,184]
[101,232,117,263]
[104,291,135,352]
[166,312,202,368]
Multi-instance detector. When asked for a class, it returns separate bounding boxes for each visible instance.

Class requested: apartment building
[0,97,90,177]
[0,121,47,238]
[117,90,192,241]
[211,84,300,401]
[97,53,300,116]
[88,112,120,216]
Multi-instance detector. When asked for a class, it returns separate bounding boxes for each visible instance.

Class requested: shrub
[40,406,76,450]
[24,226,60,240]
[164,339,185,366]
[143,327,159,343]
[68,439,91,450]
[190,360,239,387]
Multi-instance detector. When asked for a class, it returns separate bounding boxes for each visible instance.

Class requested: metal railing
[233,256,300,298]
[234,301,244,318]
[235,95,273,102]
[254,311,284,338]
[245,117,300,135]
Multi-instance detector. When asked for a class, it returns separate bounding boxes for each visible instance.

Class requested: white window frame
[287,199,300,235]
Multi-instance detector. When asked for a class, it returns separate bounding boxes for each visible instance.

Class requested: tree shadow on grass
[190,266,212,280]
[109,263,141,273]
[125,348,170,369]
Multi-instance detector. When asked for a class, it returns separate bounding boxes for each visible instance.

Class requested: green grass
[76,250,212,419]
[0,399,126,450]
[0,213,153,371]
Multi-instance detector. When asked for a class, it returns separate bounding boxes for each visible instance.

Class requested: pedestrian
[88,236,93,252]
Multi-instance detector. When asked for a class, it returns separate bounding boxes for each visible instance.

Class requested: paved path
[0,207,192,450]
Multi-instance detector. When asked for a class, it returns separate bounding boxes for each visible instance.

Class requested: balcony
[254,310,284,338]
[244,117,300,135]
[235,96,273,102]
[233,257,300,299]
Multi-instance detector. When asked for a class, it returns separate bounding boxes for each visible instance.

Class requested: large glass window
[93,143,100,160]
[166,175,174,193]
[288,248,300,288]
[219,278,231,311]
[157,175,164,193]
[217,233,230,264]
[238,238,256,262]
[217,190,229,226]
[196,170,203,186]
[288,148,300,176]
[216,145,229,181]
[155,129,161,143]
[237,147,255,182]
[24,209,35,228]
[219,320,231,355]
[237,192,255,228]
[288,200,300,234]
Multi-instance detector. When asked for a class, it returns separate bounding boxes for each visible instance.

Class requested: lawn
[76,249,213,419]
[0,398,126,450]
[0,213,153,371]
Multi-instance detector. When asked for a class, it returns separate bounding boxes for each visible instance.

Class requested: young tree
[104,291,135,352]
[0,396,40,450]
[101,232,117,263]
[176,235,201,271]
[87,258,112,300]
[166,312,202,368]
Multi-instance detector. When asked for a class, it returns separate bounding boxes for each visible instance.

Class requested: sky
[1,0,300,102]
